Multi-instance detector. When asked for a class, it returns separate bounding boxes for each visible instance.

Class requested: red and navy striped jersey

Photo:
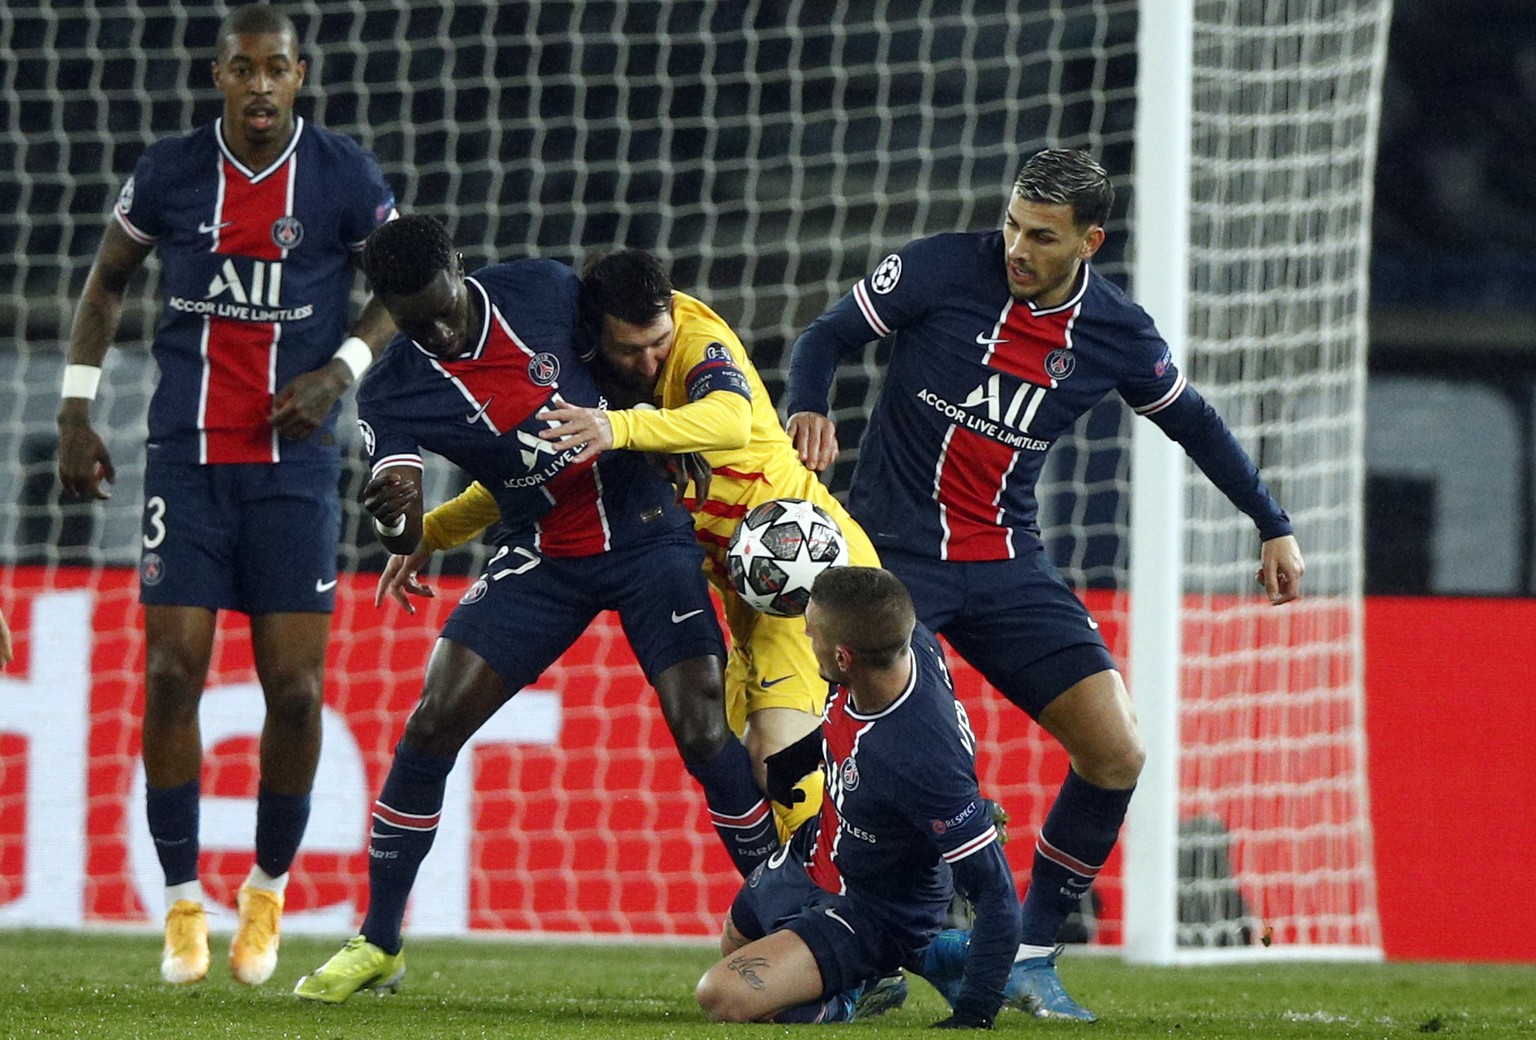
[114,117,395,464]
[356,260,694,557]
[804,625,1001,906]
[788,230,1290,561]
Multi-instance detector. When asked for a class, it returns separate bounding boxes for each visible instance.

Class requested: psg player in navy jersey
[294,214,775,1003]
[696,567,1019,1028]
[786,149,1305,1021]
[56,5,397,988]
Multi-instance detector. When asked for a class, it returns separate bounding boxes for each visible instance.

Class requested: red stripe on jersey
[990,298,1079,388]
[436,317,554,432]
[713,466,768,484]
[215,156,289,260]
[695,499,750,519]
[535,454,611,556]
[934,424,1016,561]
[198,157,293,461]
[201,316,278,463]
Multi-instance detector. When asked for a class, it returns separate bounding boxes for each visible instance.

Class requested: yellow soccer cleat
[293,935,406,1003]
[230,885,283,985]
[160,899,209,984]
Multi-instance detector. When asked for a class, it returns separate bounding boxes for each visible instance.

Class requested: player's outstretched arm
[785,412,839,473]
[1257,533,1304,605]
[271,296,396,440]
[57,221,149,500]
[0,609,13,669]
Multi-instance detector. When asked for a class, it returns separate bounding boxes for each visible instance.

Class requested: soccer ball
[726,498,849,616]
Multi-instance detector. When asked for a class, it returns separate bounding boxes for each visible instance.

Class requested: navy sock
[146,780,200,886]
[684,735,779,878]
[360,742,457,956]
[1020,769,1134,947]
[254,786,312,878]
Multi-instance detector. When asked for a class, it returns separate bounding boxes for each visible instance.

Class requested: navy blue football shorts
[881,543,1116,719]
[729,830,943,997]
[139,458,341,615]
[440,534,725,693]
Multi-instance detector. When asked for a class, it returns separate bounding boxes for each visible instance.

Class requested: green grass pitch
[2,930,1533,1039]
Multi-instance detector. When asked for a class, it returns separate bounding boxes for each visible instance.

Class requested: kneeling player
[694,567,1019,1028]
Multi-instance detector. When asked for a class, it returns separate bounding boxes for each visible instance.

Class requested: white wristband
[373,515,407,538]
[332,337,374,383]
[61,364,103,401]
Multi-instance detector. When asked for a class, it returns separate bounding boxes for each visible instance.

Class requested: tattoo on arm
[726,955,771,991]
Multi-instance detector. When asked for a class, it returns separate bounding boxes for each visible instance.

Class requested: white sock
[1015,943,1055,963]
[243,864,288,895]
[165,880,202,908]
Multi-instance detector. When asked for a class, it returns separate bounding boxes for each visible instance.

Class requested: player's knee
[261,670,325,730]
[695,968,753,1022]
[1076,733,1145,789]
[143,655,206,723]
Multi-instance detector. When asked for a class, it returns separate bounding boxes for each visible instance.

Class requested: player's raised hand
[363,471,419,527]
[1256,533,1305,605]
[536,403,614,463]
[786,411,839,473]
[270,364,350,440]
[56,404,116,500]
[375,543,437,613]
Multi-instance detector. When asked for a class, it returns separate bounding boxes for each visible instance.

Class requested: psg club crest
[141,552,165,586]
[461,578,489,606]
[869,253,902,294]
[528,352,560,386]
[271,215,304,249]
[1044,348,1076,382]
[840,757,860,792]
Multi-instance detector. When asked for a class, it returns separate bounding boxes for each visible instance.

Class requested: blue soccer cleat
[851,972,909,1019]
[917,927,970,1008]
[1004,944,1097,1022]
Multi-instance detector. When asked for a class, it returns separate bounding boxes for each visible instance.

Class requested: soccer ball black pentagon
[725,498,849,616]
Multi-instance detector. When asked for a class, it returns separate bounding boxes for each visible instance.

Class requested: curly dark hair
[1013,149,1114,229]
[360,213,454,297]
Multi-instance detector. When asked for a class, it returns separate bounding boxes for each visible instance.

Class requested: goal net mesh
[0,0,1384,952]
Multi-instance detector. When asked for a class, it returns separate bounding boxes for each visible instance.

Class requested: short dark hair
[361,214,454,297]
[217,4,297,56]
[580,249,673,339]
[809,567,916,669]
[1013,148,1114,229]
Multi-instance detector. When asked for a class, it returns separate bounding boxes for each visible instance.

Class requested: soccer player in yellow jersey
[392,250,877,838]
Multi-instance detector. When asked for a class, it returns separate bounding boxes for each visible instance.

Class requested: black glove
[763,728,822,806]
[930,1010,993,1029]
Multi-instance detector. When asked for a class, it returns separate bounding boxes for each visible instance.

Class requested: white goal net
[0,0,1385,957]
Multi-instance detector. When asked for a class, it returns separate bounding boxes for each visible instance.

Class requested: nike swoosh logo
[761,675,792,689]
[315,578,339,593]
[824,908,855,934]
[369,831,399,841]
[1086,616,1099,630]
[975,333,1010,346]
[198,219,233,234]
[466,396,494,424]
[670,608,704,623]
